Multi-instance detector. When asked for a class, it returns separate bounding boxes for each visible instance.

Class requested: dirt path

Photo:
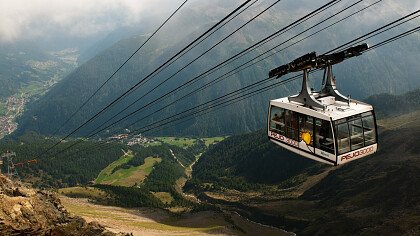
[174,152,201,203]
[60,196,292,236]
[169,149,185,168]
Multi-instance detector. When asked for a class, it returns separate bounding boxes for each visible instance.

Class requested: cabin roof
[270,95,373,120]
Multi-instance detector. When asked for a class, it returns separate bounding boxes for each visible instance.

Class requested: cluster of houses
[108,133,156,146]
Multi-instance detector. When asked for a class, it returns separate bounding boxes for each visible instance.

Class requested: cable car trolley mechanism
[267,44,378,165]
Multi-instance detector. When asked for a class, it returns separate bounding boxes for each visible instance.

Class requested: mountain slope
[0,174,124,235]
[366,88,420,119]
[297,126,420,235]
[186,129,324,192]
[15,0,420,137]
[0,42,78,99]
[0,133,126,188]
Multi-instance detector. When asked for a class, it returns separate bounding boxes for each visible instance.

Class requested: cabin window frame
[335,120,351,155]
[333,111,377,155]
[349,114,364,151]
[362,111,377,146]
[315,118,335,154]
[285,109,299,141]
[269,106,286,134]
[270,106,335,155]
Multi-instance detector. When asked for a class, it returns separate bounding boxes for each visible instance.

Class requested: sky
[0,0,418,44]
[0,0,184,43]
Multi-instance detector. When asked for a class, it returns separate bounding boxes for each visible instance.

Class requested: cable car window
[336,122,350,154]
[315,119,334,154]
[362,113,376,145]
[285,110,299,140]
[299,114,314,146]
[349,118,364,151]
[270,106,285,134]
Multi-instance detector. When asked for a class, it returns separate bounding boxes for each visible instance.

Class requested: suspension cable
[51,0,190,136]
[45,6,420,159]
[35,0,254,158]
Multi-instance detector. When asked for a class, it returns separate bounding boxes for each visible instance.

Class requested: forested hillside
[185,130,325,192]
[297,126,420,235]
[366,88,420,118]
[0,133,125,188]
[14,0,420,137]
[0,134,207,209]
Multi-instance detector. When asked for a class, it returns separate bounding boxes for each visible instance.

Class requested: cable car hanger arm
[268,43,368,109]
[268,43,368,78]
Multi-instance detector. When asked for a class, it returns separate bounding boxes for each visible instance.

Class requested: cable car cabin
[268,96,378,165]
[267,44,378,165]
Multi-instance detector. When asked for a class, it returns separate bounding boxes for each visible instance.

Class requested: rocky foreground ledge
[0,174,129,235]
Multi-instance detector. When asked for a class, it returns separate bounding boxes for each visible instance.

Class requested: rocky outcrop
[0,174,126,235]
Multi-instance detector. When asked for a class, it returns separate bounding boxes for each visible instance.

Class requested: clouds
[0,0,417,44]
[0,0,183,42]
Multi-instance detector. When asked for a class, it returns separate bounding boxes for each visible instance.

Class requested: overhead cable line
[105,16,420,137]
[77,0,261,139]
[52,0,189,136]
[341,14,420,50]
[92,0,399,140]
[200,0,344,74]
[324,9,420,54]
[127,0,381,131]
[62,0,341,149]
[89,0,287,134]
[45,0,351,158]
[135,25,420,134]
[43,0,338,160]
[55,23,419,159]
[134,0,261,90]
[47,5,419,159]
[84,0,343,137]
[366,25,420,51]
[36,0,254,158]
[44,0,395,157]
[162,0,374,99]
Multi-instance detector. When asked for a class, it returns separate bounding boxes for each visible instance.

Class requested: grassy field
[59,186,108,200]
[151,192,174,204]
[154,137,196,148]
[95,152,133,184]
[202,137,227,147]
[96,155,161,187]
[154,136,227,148]
[140,141,162,147]
[110,157,161,187]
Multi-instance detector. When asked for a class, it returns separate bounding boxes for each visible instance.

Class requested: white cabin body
[268,95,378,165]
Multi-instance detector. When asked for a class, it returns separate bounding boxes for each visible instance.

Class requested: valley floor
[60,196,292,236]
